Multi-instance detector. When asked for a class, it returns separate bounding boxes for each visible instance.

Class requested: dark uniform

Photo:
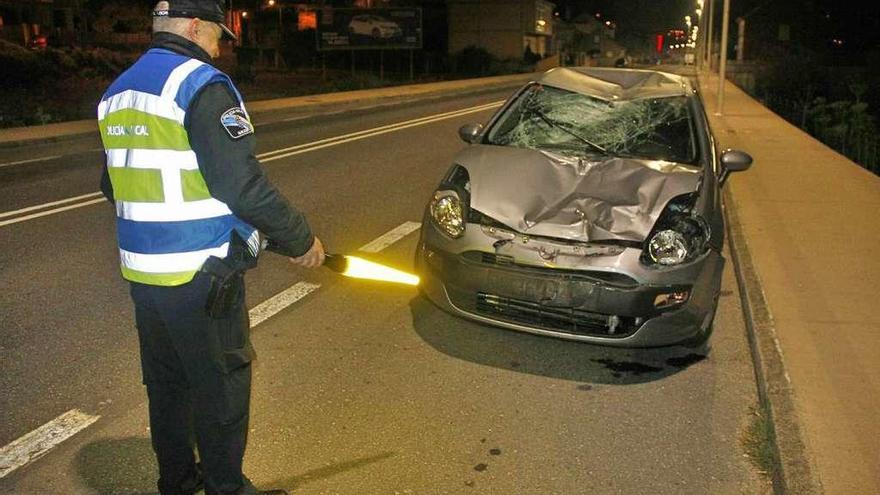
[100,31,311,495]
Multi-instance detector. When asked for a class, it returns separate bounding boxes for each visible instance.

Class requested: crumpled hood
[458,145,701,242]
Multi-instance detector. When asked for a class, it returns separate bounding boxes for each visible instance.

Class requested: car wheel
[372,27,381,38]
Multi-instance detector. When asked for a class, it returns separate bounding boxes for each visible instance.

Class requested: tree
[92,2,152,34]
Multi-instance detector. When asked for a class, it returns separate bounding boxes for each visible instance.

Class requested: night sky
[104,0,880,60]
[555,0,694,36]
[555,0,880,56]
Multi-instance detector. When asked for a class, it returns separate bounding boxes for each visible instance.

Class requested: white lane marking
[257,101,501,160]
[0,409,100,479]
[0,198,106,228]
[358,221,421,253]
[0,155,62,169]
[251,221,420,326]
[0,283,319,475]
[260,102,502,163]
[281,115,311,123]
[0,223,416,472]
[249,282,321,328]
[0,102,502,228]
[0,192,104,220]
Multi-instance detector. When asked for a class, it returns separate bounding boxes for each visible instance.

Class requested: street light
[267,0,283,68]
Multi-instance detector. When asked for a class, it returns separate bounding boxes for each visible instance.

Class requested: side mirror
[458,123,484,144]
[719,149,752,186]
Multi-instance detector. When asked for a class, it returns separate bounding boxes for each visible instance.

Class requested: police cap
[153,0,237,41]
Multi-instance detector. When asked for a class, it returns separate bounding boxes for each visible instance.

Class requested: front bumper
[416,223,724,348]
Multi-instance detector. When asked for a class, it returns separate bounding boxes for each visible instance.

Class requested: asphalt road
[0,89,768,494]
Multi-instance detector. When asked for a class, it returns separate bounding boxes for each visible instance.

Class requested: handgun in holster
[201,232,258,319]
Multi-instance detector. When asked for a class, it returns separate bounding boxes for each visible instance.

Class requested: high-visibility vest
[98,48,258,287]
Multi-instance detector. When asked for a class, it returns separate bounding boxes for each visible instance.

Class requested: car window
[486,84,698,164]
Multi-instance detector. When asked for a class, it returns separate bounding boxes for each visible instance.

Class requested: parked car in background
[416,67,753,349]
[348,14,402,39]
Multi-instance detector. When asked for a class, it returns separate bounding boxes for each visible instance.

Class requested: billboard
[317,8,422,51]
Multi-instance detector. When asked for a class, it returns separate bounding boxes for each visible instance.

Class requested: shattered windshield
[486,84,698,164]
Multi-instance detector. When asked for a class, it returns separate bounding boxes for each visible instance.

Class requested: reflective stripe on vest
[98,49,257,286]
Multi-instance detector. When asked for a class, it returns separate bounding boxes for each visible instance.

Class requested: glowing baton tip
[324,254,420,286]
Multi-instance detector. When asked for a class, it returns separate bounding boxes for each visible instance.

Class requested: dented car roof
[538,67,693,101]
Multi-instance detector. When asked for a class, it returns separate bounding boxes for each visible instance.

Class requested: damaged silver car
[415,67,752,348]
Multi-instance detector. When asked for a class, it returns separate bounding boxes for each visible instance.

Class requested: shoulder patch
[220,107,254,139]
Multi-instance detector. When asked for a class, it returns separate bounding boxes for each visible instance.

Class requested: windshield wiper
[530,107,607,154]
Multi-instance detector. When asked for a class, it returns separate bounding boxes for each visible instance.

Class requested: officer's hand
[289,237,325,269]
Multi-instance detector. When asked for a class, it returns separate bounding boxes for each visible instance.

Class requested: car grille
[480,252,515,266]
[475,293,639,338]
[470,252,640,288]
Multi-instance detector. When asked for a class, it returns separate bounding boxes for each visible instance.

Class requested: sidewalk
[699,71,880,494]
[0,72,534,148]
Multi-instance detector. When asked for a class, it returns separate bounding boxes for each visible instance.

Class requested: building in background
[447,0,555,60]
[0,0,84,47]
[554,11,625,67]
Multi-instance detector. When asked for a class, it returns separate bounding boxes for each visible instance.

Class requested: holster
[201,232,258,319]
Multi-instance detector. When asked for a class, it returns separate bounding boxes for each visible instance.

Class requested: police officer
[98,2,323,494]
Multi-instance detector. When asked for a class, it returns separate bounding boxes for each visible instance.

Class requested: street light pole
[705,0,713,70]
[695,2,704,71]
[716,0,730,115]
[269,0,282,69]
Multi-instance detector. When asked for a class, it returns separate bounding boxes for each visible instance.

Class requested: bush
[0,40,56,88]
[281,29,317,69]
[0,40,135,127]
[330,73,384,92]
[451,45,531,77]
[232,63,256,85]
[453,45,495,77]
[92,2,151,34]
[44,49,78,73]
[0,40,135,90]
[487,58,532,76]
[68,47,136,79]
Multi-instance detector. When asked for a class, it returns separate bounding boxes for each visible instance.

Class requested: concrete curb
[0,121,100,150]
[723,187,823,495]
[0,73,536,150]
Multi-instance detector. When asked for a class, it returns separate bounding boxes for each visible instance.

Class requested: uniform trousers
[130,271,257,495]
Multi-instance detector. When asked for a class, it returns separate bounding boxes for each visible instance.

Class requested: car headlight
[648,229,688,265]
[643,216,708,266]
[642,192,710,267]
[430,190,466,238]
